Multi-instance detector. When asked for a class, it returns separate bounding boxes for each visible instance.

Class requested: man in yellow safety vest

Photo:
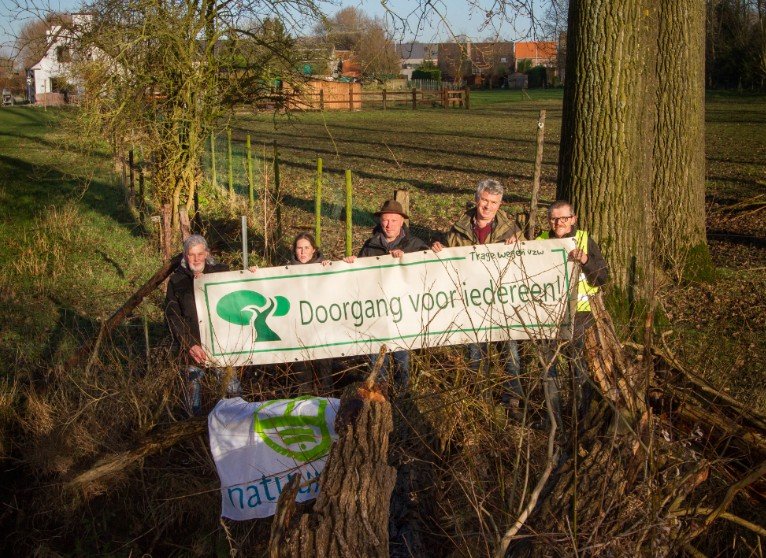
[537,200,609,429]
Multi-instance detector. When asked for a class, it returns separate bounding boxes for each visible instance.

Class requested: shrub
[525,65,548,88]
[412,61,441,81]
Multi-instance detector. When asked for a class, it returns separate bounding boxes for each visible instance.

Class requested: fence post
[246,134,254,210]
[121,153,127,190]
[348,82,353,111]
[241,215,249,270]
[320,88,325,111]
[315,158,323,247]
[138,166,145,225]
[527,109,547,239]
[143,314,151,375]
[273,140,282,244]
[128,149,135,204]
[210,132,217,189]
[464,87,470,110]
[412,87,417,110]
[227,129,234,200]
[394,189,410,227]
[382,88,387,110]
[345,170,353,257]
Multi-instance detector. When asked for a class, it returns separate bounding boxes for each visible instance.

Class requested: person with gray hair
[165,234,234,414]
[431,179,525,415]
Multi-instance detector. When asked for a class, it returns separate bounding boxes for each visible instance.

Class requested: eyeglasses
[549,216,573,224]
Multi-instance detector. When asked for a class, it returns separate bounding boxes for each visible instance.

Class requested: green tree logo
[253,397,333,461]
[216,290,290,342]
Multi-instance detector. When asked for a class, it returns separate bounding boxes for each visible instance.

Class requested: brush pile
[1,292,764,556]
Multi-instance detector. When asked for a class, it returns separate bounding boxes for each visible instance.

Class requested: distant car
[1,89,13,106]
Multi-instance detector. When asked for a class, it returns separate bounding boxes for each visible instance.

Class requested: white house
[29,14,90,103]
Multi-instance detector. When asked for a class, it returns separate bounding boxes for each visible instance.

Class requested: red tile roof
[514,41,557,61]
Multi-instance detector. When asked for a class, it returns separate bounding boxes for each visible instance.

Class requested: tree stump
[268,383,397,557]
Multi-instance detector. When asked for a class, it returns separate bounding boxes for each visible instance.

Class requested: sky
[0,0,543,55]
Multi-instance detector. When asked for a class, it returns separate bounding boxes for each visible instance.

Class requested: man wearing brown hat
[344,199,429,260]
[346,199,429,388]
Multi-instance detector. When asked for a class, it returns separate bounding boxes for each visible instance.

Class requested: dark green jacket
[446,207,522,247]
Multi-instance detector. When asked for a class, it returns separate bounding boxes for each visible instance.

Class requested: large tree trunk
[558,0,710,293]
[268,384,397,557]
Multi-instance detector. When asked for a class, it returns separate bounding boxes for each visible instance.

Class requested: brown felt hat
[374,199,409,220]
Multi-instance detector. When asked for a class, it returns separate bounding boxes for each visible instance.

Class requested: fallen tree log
[65,415,207,495]
[268,381,397,558]
[67,252,182,370]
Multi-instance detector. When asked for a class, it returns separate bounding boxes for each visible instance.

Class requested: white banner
[196,239,578,367]
[208,396,340,520]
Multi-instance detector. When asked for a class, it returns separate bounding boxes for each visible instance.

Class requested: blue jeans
[467,340,522,403]
[369,350,410,389]
[183,366,241,415]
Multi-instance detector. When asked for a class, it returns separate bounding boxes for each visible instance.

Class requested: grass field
[0,108,163,367]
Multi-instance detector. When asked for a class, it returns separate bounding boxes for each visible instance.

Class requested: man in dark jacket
[165,234,229,363]
[346,200,429,388]
[165,234,233,413]
[355,200,429,259]
[537,200,609,428]
[432,179,525,414]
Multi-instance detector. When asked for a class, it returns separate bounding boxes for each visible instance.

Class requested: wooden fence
[274,86,469,111]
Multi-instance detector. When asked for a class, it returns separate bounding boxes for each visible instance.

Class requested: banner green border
[202,250,571,358]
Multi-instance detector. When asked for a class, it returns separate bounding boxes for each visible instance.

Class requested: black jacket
[358,226,429,258]
[165,261,229,352]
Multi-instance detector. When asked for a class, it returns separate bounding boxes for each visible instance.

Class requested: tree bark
[269,384,397,558]
[653,1,710,279]
[559,0,710,293]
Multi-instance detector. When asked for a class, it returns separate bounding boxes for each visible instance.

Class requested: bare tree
[68,0,325,228]
[318,6,400,81]
[13,12,71,70]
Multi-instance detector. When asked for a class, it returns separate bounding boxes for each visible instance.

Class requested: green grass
[212,89,564,259]
[0,107,162,368]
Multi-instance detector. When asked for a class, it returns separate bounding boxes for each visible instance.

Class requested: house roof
[514,41,557,61]
[395,42,436,60]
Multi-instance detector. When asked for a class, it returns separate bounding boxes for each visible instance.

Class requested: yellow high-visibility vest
[537,229,599,312]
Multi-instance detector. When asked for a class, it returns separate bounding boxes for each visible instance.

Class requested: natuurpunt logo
[216,290,290,342]
[253,397,333,461]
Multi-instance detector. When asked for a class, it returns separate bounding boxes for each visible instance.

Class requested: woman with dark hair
[288,232,332,392]
[288,232,329,266]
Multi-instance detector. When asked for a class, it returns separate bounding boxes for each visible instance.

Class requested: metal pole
[528,109,547,239]
[143,315,151,375]
[241,215,249,269]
